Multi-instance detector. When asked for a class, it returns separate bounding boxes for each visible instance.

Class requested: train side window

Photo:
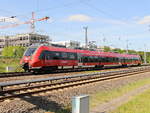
[105,57,109,62]
[39,50,50,60]
[113,57,117,63]
[90,56,94,62]
[107,57,110,62]
[87,56,90,62]
[108,57,111,62]
[39,51,45,60]
[103,57,107,62]
[98,57,102,62]
[94,56,99,62]
[61,52,68,60]
[46,51,52,60]
[113,57,115,62]
[90,56,92,62]
[74,53,78,60]
[83,56,88,63]
[52,52,61,60]
[93,56,96,62]
[68,53,77,60]
[117,58,119,62]
[101,57,105,63]
[84,56,88,62]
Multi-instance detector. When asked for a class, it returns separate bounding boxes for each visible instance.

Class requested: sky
[0,0,150,51]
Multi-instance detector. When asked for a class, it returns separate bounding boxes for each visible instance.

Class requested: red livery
[20,45,141,72]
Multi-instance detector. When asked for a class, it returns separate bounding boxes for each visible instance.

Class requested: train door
[41,51,46,66]
[77,53,83,67]
[40,50,48,67]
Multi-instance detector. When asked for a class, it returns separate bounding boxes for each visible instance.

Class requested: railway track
[0,64,148,78]
[0,66,150,101]
[0,72,31,78]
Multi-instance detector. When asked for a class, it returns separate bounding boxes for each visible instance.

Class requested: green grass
[90,77,150,108]
[111,89,150,113]
[48,77,150,113]
[46,106,71,113]
[0,58,23,72]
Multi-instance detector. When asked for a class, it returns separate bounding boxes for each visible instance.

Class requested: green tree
[128,50,137,54]
[2,46,26,58]
[112,48,126,53]
[104,46,111,52]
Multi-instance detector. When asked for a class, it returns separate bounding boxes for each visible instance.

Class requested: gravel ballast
[0,71,150,113]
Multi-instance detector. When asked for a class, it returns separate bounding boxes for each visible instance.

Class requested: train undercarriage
[22,62,141,73]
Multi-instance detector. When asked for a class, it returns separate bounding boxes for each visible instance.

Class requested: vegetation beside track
[0,46,26,72]
[90,75,150,108]
[0,57,22,72]
[111,88,150,113]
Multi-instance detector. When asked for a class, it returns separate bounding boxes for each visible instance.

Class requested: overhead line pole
[83,26,88,48]
[144,44,147,64]
[126,39,129,53]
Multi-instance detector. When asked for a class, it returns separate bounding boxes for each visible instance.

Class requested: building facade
[0,33,50,54]
[52,40,80,48]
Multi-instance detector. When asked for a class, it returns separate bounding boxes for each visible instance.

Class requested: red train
[20,45,141,72]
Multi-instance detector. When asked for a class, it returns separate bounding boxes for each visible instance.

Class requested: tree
[104,46,111,52]
[112,48,126,53]
[128,50,137,54]
[2,46,26,58]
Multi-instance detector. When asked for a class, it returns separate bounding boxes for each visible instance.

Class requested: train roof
[37,45,140,58]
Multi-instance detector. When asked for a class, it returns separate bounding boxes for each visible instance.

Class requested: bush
[2,46,26,58]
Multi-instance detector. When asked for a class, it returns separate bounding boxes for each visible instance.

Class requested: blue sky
[0,0,150,51]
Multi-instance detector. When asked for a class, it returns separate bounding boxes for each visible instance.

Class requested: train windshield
[24,47,37,56]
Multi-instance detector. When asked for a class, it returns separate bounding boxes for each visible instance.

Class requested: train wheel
[95,65,104,69]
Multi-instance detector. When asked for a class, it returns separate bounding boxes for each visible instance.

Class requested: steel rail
[0,66,150,101]
[0,66,148,89]
[0,64,149,78]
[0,72,31,78]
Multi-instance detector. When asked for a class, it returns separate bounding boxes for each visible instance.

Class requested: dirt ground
[90,84,150,113]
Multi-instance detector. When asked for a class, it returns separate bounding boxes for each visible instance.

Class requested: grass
[48,76,150,113]
[111,89,150,113]
[90,76,150,108]
[0,58,23,72]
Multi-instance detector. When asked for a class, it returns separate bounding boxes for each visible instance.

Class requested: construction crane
[0,12,49,33]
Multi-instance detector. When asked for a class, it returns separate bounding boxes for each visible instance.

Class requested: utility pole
[83,26,88,48]
[144,44,147,64]
[126,39,129,53]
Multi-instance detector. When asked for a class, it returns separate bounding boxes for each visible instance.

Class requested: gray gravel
[0,68,127,82]
[0,71,150,113]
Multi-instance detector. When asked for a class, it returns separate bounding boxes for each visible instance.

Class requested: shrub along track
[0,66,150,102]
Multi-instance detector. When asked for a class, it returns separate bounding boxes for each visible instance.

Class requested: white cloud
[67,14,92,22]
[0,16,19,23]
[137,16,150,24]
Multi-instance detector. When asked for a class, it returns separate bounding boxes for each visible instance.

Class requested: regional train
[20,44,142,72]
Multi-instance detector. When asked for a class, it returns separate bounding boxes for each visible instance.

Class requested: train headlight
[25,57,29,60]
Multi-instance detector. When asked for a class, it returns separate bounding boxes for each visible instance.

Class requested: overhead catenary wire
[80,1,116,18]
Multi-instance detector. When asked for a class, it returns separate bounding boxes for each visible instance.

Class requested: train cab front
[20,47,37,72]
